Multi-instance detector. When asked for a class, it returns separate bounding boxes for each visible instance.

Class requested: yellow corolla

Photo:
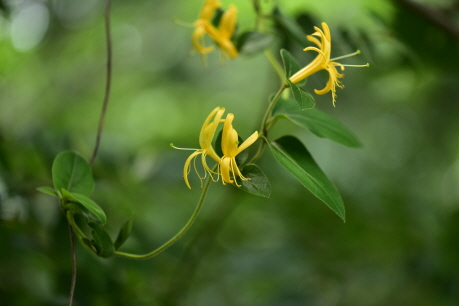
[178,107,225,189]
[192,0,238,59]
[220,113,258,186]
[289,22,368,106]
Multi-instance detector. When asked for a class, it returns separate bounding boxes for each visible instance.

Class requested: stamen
[334,63,370,68]
[330,50,361,61]
[173,17,194,28]
[170,143,197,151]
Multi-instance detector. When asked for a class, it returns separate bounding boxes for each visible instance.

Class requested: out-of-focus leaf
[236,31,275,56]
[52,151,94,196]
[272,7,308,46]
[62,189,107,224]
[236,164,271,198]
[273,98,361,147]
[211,8,224,28]
[114,219,133,250]
[36,186,57,197]
[268,136,345,221]
[88,222,114,258]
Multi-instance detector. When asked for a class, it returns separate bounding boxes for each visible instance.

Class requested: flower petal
[184,151,203,189]
[220,157,233,184]
[192,25,215,54]
[200,0,220,21]
[236,131,258,155]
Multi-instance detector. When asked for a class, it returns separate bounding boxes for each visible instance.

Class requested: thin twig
[67,223,77,306]
[90,0,113,165]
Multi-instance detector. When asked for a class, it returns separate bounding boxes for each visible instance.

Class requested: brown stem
[67,223,77,306]
[90,0,113,166]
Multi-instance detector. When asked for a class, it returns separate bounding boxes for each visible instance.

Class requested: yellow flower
[289,22,368,106]
[220,113,258,186]
[177,107,226,189]
[192,0,238,59]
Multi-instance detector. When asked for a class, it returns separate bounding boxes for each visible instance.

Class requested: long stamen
[230,160,241,187]
[330,50,361,61]
[334,63,370,68]
[173,18,195,28]
[170,143,198,151]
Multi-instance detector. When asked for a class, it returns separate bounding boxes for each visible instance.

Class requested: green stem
[67,223,76,306]
[66,211,96,253]
[114,171,213,260]
[264,49,285,82]
[251,0,262,31]
[249,84,287,164]
[67,211,87,241]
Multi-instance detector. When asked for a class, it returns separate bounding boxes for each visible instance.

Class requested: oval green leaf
[114,219,133,250]
[36,186,57,197]
[268,136,345,221]
[273,8,309,46]
[236,32,275,56]
[236,164,271,198]
[63,190,107,224]
[273,98,361,147]
[88,222,114,258]
[52,151,94,196]
[287,80,315,110]
[280,49,302,81]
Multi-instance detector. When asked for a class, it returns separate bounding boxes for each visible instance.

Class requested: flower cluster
[289,22,368,106]
[192,0,238,60]
[173,107,258,189]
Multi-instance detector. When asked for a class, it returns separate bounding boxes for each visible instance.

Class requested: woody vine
[37,0,368,305]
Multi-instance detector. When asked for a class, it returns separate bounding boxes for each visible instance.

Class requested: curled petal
[184,151,203,189]
[192,26,215,54]
[200,107,225,162]
[307,35,322,48]
[200,0,221,21]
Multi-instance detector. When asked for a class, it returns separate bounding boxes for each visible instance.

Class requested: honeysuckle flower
[220,113,258,186]
[192,0,238,59]
[289,22,369,106]
[173,107,225,189]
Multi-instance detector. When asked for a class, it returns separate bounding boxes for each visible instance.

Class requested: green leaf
[88,222,114,258]
[36,186,57,197]
[114,219,133,250]
[52,151,94,196]
[280,49,302,81]
[236,164,271,198]
[211,8,224,28]
[280,49,314,109]
[236,31,275,56]
[273,98,362,147]
[288,80,315,110]
[268,136,345,221]
[62,189,107,224]
[272,8,308,46]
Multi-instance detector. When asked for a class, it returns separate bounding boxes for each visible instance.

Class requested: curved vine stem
[249,84,287,164]
[90,0,113,166]
[67,223,77,306]
[114,168,214,260]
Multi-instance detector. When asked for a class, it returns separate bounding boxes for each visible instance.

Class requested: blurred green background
[2,0,459,305]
